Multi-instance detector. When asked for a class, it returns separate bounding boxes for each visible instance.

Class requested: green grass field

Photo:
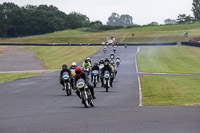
[0,73,41,83]
[138,46,200,106]
[1,23,200,44]
[137,46,200,74]
[140,75,200,106]
[26,46,101,69]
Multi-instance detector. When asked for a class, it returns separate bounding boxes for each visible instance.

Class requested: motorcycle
[103,48,106,53]
[113,48,116,53]
[62,72,72,96]
[92,70,99,87]
[116,59,120,67]
[104,70,110,92]
[76,79,94,108]
[110,66,117,79]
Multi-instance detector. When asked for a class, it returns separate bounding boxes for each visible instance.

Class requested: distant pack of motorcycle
[60,46,121,108]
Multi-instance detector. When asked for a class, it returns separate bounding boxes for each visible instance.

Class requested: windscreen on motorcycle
[116,59,120,62]
[84,65,89,71]
[71,69,76,76]
[62,72,69,80]
[92,70,98,76]
[104,70,110,78]
[76,79,85,89]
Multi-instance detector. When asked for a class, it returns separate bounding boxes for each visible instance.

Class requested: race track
[0,46,199,133]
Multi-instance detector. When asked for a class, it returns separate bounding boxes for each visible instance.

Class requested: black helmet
[85,59,88,63]
[94,62,98,67]
[110,54,115,59]
[62,64,67,70]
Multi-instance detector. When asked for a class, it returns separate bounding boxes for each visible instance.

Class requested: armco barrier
[181,42,200,47]
[0,42,177,46]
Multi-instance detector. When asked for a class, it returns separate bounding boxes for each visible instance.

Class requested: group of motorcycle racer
[59,46,121,106]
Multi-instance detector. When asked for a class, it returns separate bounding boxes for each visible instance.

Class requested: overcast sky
[0,0,193,25]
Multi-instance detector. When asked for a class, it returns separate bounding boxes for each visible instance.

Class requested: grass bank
[26,46,101,69]
[140,75,200,106]
[0,73,41,83]
[1,23,200,44]
[137,46,200,74]
[138,46,200,106]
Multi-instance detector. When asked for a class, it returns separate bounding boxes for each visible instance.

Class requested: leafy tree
[107,13,120,26]
[120,14,133,26]
[192,0,200,20]
[66,12,90,29]
[107,13,133,27]
[90,20,103,26]
[0,2,93,37]
[148,22,159,26]
[176,14,193,24]
[0,2,24,37]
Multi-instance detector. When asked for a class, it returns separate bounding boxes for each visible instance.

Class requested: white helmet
[72,62,76,66]
[87,57,90,60]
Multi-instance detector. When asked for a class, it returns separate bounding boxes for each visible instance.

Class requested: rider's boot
[101,78,104,87]
[75,90,81,99]
[110,78,113,87]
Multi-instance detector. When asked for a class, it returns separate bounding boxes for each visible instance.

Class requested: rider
[116,56,121,61]
[116,56,121,63]
[99,58,104,66]
[109,53,116,64]
[113,46,116,53]
[74,67,96,99]
[59,64,73,90]
[82,58,92,68]
[110,60,117,75]
[70,62,77,69]
[100,62,113,87]
[87,57,92,64]
[105,57,110,64]
[91,62,100,82]
[125,44,127,48]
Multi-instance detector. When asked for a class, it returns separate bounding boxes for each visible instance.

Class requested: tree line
[0,2,92,37]
[1,0,200,37]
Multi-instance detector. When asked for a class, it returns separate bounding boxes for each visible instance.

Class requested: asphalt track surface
[0,46,44,71]
[0,46,199,133]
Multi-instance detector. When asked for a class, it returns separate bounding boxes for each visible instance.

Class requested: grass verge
[137,46,200,74]
[140,75,200,106]
[26,46,101,69]
[0,73,41,83]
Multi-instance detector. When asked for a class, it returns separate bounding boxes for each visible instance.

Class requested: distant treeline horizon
[1,1,200,37]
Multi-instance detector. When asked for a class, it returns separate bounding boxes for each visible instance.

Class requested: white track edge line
[138,76,142,106]
[135,47,142,106]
